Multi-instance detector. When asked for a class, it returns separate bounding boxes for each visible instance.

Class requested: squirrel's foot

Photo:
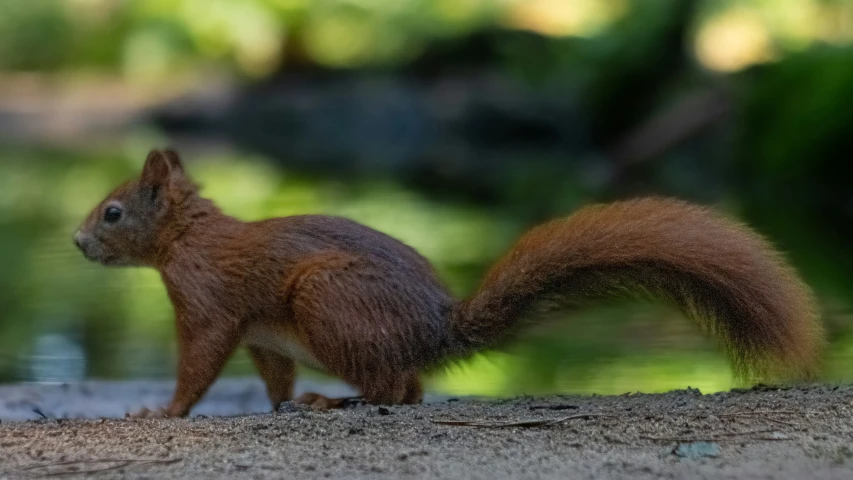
[126,407,170,419]
[293,392,360,410]
[126,404,187,419]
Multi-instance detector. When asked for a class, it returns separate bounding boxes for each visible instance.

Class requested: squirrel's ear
[140,150,172,189]
[162,149,185,174]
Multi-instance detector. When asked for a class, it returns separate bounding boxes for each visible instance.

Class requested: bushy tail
[450,197,823,381]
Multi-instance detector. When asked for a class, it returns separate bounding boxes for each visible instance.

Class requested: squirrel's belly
[243,323,327,372]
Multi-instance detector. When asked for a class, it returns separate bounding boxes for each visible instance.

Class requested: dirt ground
[2,380,853,479]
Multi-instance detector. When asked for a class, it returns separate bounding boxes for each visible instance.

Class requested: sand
[2,379,853,479]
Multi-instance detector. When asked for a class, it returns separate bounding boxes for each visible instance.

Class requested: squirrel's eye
[103,206,122,223]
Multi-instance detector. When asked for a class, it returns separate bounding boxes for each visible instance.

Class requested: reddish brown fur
[74,150,824,418]
[453,199,824,381]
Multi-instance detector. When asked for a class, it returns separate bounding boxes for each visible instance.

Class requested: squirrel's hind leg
[292,373,422,409]
[283,251,432,408]
[359,371,423,405]
[248,346,296,411]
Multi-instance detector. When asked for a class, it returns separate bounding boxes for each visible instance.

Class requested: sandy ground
[2,380,853,479]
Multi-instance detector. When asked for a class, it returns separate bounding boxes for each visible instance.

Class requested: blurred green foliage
[1,0,851,78]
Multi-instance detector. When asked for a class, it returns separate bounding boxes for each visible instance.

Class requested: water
[1,145,850,397]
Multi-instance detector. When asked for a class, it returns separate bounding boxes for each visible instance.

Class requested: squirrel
[74,150,824,418]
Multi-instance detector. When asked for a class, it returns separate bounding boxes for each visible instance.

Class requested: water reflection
[24,333,86,383]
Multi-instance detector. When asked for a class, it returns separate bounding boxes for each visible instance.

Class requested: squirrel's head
[74,149,198,267]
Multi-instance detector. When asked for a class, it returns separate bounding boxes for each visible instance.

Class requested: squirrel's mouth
[98,255,120,266]
[80,249,131,267]
[80,250,114,265]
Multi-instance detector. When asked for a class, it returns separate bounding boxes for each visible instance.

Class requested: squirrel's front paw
[126,407,170,419]
[293,392,358,410]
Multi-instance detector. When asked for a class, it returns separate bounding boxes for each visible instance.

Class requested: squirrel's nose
[73,231,85,251]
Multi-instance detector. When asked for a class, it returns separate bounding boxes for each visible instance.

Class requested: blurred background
[0,0,851,398]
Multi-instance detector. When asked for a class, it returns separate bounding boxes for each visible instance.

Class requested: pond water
[1,142,851,397]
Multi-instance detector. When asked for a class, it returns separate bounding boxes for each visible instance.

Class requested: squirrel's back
[265,214,443,276]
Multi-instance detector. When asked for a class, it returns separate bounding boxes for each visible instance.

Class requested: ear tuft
[162,148,185,174]
[141,150,172,187]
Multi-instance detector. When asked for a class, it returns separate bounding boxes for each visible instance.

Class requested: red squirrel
[74,150,824,418]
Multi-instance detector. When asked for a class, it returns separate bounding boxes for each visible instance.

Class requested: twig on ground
[717,411,801,427]
[640,429,781,443]
[603,434,629,445]
[432,413,612,428]
[718,410,801,417]
[235,463,287,471]
[18,458,181,477]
